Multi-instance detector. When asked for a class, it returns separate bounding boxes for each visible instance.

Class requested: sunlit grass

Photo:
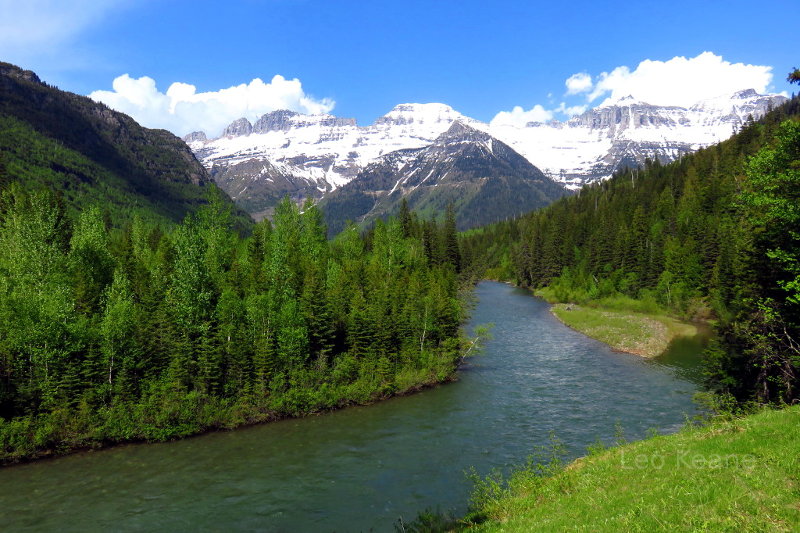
[550,303,696,357]
[468,406,800,532]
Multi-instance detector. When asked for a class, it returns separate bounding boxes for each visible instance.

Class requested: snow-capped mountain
[319,121,567,235]
[491,89,787,187]
[186,90,786,219]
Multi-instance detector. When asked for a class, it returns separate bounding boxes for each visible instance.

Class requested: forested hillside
[0,157,470,463]
[462,94,800,404]
[0,62,250,229]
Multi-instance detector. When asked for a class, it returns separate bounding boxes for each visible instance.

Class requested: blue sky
[1,0,797,135]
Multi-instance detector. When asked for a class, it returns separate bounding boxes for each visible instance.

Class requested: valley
[0,19,798,529]
[0,282,705,531]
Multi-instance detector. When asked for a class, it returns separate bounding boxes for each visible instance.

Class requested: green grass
[535,287,698,357]
[550,303,696,357]
[467,406,800,532]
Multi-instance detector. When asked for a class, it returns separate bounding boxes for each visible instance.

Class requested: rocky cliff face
[223,117,253,137]
[253,110,299,133]
[183,131,207,143]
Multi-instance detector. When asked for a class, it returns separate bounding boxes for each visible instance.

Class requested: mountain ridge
[319,121,568,235]
[186,90,786,221]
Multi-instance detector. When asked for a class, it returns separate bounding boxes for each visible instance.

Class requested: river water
[0,281,706,532]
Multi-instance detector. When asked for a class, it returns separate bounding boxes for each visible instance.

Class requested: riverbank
[534,288,700,357]
[0,352,465,467]
[0,281,703,531]
[550,303,697,357]
[464,405,800,531]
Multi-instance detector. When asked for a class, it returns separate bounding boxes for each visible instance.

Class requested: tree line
[0,190,467,461]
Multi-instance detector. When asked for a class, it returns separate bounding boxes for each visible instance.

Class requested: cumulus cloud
[582,52,774,106]
[90,74,336,137]
[565,72,592,95]
[490,101,589,128]
[490,104,554,128]
[491,52,777,128]
[555,102,588,116]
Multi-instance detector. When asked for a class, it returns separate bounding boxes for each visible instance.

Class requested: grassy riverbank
[537,289,699,357]
[465,405,800,532]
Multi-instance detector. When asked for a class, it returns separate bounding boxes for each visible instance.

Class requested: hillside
[0,62,250,228]
[461,94,800,405]
[463,406,800,532]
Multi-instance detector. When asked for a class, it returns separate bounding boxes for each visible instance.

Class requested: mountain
[186,91,786,221]
[186,103,482,220]
[319,122,567,235]
[0,62,250,228]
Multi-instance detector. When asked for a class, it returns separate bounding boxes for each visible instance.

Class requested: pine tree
[443,203,461,273]
[399,198,413,238]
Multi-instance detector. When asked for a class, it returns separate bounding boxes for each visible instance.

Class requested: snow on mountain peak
[438,120,492,143]
[732,88,759,99]
[602,94,644,106]
[375,103,465,126]
[689,88,783,119]
[596,94,679,109]
[189,90,789,202]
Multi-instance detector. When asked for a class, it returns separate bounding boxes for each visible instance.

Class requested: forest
[0,189,467,462]
[462,95,800,405]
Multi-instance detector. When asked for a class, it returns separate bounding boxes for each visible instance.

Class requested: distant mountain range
[0,62,250,229]
[185,89,786,227]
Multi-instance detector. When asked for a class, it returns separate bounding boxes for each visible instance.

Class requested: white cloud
[491,52,777,128]
[490,101,587,128]
[90,74,336,137]
[555,102,587,116]
[490,104,554,128]
[565,72,592,95]
[586,52,774,106]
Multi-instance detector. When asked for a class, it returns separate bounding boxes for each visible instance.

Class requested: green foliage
[740,120,800,304]
[464,433,567,526]
[0,62,253,233]
[395,507,461,533]
[0,188,469,462]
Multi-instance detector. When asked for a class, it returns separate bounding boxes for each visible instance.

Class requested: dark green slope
[462,94,800,404]
[0,62,251,228]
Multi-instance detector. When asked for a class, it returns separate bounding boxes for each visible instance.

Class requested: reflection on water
[0,282,705,532]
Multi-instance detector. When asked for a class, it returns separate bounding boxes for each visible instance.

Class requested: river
[0,281,707,532]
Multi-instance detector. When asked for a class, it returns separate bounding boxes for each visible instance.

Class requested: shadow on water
[652,323,715,383]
